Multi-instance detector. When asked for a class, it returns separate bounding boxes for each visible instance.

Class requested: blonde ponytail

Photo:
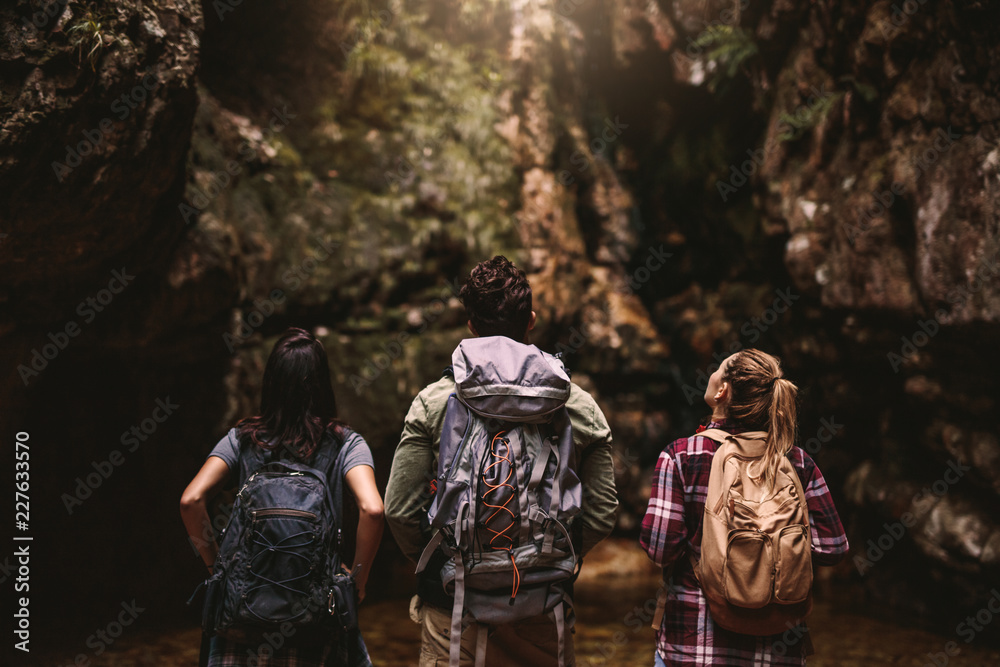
[721,349,799,491]
[760,377,797,490]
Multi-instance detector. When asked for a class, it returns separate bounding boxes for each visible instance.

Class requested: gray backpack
[416,337,582,667]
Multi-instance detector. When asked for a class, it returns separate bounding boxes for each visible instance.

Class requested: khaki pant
[409,595,575,667]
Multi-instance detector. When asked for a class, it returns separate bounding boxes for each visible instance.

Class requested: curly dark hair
[459,256,533,341]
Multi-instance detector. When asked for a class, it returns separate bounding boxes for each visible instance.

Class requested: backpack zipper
[237,471,306,503]
[730,499,759,518]
[251,508,317,519]
[445,412,475,478]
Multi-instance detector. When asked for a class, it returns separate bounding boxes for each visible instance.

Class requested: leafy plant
[839,74,879,103]
[67,6,123,71]
[776,90,844,142]
[692,25,758,91]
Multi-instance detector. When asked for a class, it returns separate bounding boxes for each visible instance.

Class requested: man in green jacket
[384,255,619,666]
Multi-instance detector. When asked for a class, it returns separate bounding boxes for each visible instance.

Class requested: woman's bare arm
[180,456,231,572]
[344,464,384,601]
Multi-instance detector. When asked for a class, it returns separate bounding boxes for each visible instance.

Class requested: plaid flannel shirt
[640,422,849,666]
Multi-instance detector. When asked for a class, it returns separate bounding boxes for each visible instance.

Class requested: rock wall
[656,0,1000,612]
[1,0,998,637]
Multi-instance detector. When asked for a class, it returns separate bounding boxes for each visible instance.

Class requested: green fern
[346,42,411,88]
[839,75,879,103]
[777,90,844,142]
[692,25,758,90]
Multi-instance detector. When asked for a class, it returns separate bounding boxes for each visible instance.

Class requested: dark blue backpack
[197,430,356,640]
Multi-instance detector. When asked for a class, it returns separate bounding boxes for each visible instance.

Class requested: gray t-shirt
[208,426,374,481]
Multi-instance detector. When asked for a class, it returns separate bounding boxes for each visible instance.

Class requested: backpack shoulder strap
[698,429,768,458]
[551,351,572,378]
[696,428,731,444]
[330,434,352,521]
[702,431,736,516]
[699,429,764,517]
[310,427,344,475]
[236,430,265,486]
[309,429,350,508]
[284,429,353,563]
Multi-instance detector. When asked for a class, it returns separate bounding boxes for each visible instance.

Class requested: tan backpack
[692,429,813,635]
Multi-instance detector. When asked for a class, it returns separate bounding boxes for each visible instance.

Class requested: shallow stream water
[27,541,1000,666]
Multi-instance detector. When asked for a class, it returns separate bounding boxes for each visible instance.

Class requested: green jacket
[385,372,619,564]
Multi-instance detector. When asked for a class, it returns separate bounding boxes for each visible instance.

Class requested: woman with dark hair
[641,349,849,666]
[181,327,383,666]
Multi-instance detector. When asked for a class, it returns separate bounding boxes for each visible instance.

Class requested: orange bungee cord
[482,431,520,604]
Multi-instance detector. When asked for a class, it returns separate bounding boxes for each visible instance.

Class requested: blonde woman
[641,349,848,666]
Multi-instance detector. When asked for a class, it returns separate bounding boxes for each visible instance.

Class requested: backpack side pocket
[774,524,812,603]
[201,573,224,635]
[723,529,773,609]
[329,572,358,631]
